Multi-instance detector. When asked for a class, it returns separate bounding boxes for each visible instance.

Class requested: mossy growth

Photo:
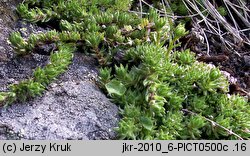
[0,0,249,140]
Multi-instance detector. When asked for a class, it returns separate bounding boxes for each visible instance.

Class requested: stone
[0,80,119,140]
[0,46,8,61]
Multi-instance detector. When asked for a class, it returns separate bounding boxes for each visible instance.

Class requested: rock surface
[0,0,20,62]
[0,0,119,140]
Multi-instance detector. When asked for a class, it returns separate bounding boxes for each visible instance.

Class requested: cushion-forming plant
[0,0,249,140]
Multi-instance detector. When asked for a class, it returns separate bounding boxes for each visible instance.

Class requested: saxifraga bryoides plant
[0,0,249,140]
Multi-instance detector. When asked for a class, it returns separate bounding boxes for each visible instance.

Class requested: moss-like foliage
[0,43,75,105]
[0,0,249,140]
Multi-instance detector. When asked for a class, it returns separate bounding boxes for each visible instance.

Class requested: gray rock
[0,80,119,140]
[0,0,119,140]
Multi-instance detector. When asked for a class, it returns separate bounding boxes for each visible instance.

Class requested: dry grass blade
[182,0,250,52]
[133,0,250,49]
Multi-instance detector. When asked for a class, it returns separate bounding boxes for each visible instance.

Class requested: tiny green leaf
[105,80,126,96]
[140,117,154,131]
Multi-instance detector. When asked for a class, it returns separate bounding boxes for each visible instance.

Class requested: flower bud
[174,24,187,38]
